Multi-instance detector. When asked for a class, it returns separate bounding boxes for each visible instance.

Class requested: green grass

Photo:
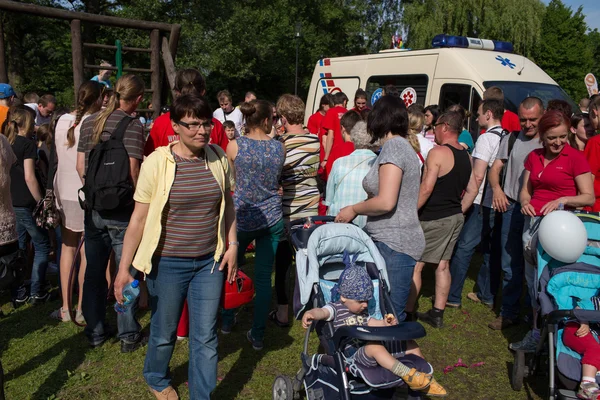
[0,253,547,400]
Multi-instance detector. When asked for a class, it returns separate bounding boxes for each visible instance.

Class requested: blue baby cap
[337,251,373,301]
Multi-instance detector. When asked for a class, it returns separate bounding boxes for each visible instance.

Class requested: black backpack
[79,116,135,212]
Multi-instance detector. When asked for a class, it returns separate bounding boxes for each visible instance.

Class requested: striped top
[279,133,320,221]
[156,151,221,257]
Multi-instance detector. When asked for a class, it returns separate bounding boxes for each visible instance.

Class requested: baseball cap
[0,83,15,99]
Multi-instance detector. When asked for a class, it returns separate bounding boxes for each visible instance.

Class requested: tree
[401,0,545,57]
[534,0,594,100]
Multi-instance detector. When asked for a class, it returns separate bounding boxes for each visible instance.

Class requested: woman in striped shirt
[114,95,237,399]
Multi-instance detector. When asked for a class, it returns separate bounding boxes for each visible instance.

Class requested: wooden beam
[161,37,177,98]
[71,19,84,101]
[150,29,161,119]
[0,0,175,32]
[84,64,152,74]
[168,24,181,61]
[83,43,152,53]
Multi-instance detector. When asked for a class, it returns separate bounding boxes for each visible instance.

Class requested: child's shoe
[578,381,600,400]
[399,368,432,391]
[420,377,447,397]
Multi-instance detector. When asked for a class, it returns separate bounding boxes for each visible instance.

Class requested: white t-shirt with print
[213,107,244,137]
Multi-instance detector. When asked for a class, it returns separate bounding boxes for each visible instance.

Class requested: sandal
[268,310,290,328]
[50,308,71,322]
[75,310,86,324]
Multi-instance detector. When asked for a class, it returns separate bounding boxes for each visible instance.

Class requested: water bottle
[558,203,565,211]
[114,279,140,314]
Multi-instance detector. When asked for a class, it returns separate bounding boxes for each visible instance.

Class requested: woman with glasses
[114,94,238,399]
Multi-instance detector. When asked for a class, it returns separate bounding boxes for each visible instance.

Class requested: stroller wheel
[273,375,294,400]
[511,350,525,391]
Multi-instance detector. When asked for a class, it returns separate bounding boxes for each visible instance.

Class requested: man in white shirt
[213,90,243,136]
[25,94,56,127]
[446,99,505,314]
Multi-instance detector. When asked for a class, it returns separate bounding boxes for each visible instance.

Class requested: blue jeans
[144,253,223,399]
[448,205,499,305]
[14,207,50,296]
[222,219,284,341]
[82,210,140,344]
[374,241,416,322]
[499,201,525,319]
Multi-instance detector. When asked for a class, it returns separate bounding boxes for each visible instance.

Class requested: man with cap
[301,252,447,397]
[0,83,16,132]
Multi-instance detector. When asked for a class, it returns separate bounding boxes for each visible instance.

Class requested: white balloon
[538,211,588,263]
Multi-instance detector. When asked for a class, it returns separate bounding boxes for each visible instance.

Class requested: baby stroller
[510,211,600,399]
[272,216,431,400]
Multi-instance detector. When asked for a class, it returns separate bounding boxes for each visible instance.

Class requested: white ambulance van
[305,34,576,137]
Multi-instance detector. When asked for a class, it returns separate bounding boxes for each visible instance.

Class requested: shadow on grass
[0,295,93,399]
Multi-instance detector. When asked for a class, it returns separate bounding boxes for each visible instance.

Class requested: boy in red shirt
[307,93,333,135]
[320,92,350,176]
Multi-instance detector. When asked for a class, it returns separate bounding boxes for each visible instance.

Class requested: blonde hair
[276,94,305,125]
[4,106,34,144]
[92,74,144,145]
[407,110,424,153]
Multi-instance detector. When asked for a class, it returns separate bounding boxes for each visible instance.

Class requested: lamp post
[295,22,301,96]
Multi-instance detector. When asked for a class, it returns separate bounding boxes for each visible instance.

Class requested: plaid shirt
[325,149,377,228]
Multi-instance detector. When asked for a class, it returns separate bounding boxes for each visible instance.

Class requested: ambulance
[305,34,576,137]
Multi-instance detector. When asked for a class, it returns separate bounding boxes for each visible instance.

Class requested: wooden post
[71,19,84,102]
[150,29,161,120]
[161,37,177,99]
[0,17,7,83]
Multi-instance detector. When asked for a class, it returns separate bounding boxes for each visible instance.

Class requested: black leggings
[274,240,294,305]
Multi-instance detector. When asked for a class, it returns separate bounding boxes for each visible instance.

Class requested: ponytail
[4,107,34,145]
[68,81,102,148]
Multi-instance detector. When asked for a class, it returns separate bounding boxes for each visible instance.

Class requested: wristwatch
[228,241,240,246]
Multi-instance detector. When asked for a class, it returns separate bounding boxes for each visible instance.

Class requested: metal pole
[150,29,161,120]
[70,19,84,102]
[294,22,301,96]
[115,39,123,79]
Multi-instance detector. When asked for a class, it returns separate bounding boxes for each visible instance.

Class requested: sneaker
[467,292,493,308]
[75,310,86,325]
[29,292,51,305]
[420,377,447,397]
[246,329,264,351]
[578,381,600,400]
[509,330,539,352]
[121,333,149,353]
[221,317,236,335]
[416,309,444,328]
[399,368,432,391]
[488,316,518,330]
[49,307,71,322]
[149,385,179,400]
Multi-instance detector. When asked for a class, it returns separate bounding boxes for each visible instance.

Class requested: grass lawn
[0,253,548,400]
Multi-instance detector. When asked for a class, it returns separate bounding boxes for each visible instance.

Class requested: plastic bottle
[303,216,313,229]
[558,203,565,211]
[114,279,140,314]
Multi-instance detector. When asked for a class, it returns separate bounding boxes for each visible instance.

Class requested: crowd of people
[1,71,600,400]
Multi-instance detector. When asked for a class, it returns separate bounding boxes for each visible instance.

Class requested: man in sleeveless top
[406,111,472,328]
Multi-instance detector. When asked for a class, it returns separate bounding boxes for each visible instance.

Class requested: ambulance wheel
[511,350,525,391]
[273,375,294,400]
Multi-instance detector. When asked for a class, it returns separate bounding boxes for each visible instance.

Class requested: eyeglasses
[177,120,212,132]
[434,122,447,128]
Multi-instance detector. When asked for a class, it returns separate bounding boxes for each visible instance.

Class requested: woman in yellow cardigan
[114,95,238,400]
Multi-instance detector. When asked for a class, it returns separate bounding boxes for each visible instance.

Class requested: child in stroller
[561,297,600,400]
[302,252,447,397]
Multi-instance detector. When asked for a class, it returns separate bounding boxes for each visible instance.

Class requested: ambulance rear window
[483,81,578,114]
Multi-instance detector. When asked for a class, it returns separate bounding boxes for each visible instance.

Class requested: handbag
[221,269,255,310]
[0,250,26,290]
[32,128,60,229]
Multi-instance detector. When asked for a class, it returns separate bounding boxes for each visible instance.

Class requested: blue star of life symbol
[496,55,516,69]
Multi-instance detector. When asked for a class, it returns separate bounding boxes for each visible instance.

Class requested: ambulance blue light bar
[432,34,514,53]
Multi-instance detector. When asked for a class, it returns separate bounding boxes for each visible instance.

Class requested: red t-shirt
[502,110,521,132]
[307,111,324,135]
[144,112,229,156]
[584,135,600,211]
[320,106,353,169]
[524,144,591,215]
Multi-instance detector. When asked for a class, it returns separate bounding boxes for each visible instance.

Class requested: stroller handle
[546,309,600,324]
[332,323,426,350]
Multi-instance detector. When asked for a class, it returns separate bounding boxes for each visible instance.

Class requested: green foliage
[533,0,594,100]
[401,0,545,57]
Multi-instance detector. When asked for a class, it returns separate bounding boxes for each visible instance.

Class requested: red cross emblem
[403,92,414,106]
